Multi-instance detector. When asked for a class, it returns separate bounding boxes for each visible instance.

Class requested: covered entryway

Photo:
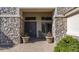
[20,8,54,41]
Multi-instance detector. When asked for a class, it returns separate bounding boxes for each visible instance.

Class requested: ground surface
[0,39,54,52]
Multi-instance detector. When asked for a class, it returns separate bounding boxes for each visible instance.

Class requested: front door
[25,22,36,38]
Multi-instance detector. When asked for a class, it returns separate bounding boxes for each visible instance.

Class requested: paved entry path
[0,40,54,52]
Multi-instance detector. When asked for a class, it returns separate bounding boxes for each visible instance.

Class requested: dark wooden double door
[25,22,36,38]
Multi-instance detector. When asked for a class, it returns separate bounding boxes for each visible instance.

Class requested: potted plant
[22,33,30,43]
[46,31,53,43]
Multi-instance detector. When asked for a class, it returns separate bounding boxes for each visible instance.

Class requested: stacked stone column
[53,8,67,43]
[0,7,20,45]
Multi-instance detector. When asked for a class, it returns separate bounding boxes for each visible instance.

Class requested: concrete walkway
[0,41,54,52]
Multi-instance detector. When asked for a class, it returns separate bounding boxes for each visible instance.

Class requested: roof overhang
[65,8,79,17]
[20,8,54,12]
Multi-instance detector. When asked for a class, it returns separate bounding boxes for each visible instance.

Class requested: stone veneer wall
[53,7,74,43]
[0,7,18,15]
[53,17,67,42]
[0,7,20,46]
[56,7,75,15]
[0,7,75,45]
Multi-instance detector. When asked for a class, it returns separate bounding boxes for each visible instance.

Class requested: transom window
[41,17,52,20]
[25,17,36,20]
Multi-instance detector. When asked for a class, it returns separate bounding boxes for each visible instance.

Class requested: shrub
[23,33,28,37]
[54,35,79,52]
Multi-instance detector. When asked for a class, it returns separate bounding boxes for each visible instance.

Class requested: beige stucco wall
[20,10,25,36]
[23,12,52,17]
[67,13,79,36]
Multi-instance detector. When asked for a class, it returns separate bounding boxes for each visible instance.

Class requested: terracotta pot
[46,36,53,43]
[22,37,30,43]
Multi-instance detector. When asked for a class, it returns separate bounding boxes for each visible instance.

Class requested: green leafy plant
[24,33,28,37]
[54,35,79,52]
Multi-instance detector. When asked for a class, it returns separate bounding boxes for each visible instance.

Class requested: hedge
[54,35,79,52]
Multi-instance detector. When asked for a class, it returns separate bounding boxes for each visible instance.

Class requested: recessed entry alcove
[20,8,54,41]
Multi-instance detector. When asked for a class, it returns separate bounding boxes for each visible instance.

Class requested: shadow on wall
[0,32,14,50]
